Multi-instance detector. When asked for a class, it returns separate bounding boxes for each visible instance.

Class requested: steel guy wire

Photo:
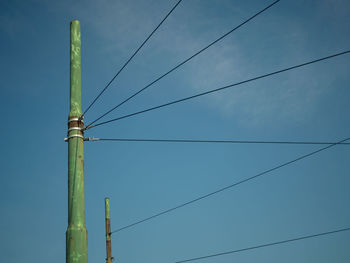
[85,50,350,130]
[175,227,350,262]
[82,0,184,116]
[86,0,281,127]
[87,137,350,145]
[109,137,350,234]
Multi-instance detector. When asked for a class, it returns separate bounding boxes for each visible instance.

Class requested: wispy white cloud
[183,44,333,127]
[149,1,346,127]
[42,0,348,127]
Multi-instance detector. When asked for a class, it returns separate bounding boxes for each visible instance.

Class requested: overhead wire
[86,50,350,130]
[175,227,350,262]
[85,0,282,127]
[82,0,184,116]
[92,138,350,145]
[109,137,350,234]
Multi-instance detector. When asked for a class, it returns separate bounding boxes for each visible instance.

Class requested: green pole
[66,20,88,263]
[105,198,113,263]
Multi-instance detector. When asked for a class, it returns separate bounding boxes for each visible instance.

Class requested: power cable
[109,137,349,234]
[175,227,350,262]
[86,50,350,130]
[86,0,282,127]
[90,137,350,145]
[82,0,184,116]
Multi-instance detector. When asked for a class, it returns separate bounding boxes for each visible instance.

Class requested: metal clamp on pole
[65,134,85,142]
[68,127,84,132]
[65,116,85,142]
[68,117,83,123]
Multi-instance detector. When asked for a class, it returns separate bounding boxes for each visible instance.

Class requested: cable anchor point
[84,137,100,142]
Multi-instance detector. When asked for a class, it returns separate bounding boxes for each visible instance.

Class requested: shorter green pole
[105,198,113,263]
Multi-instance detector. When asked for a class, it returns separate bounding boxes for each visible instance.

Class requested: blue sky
[1,0,350,262]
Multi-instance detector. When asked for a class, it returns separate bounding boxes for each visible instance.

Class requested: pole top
[105,198,110,219]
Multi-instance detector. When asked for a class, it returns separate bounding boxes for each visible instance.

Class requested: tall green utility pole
[66,20,88,263]
[105,198,113,263]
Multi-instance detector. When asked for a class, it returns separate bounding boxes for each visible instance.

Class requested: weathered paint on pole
[66,20,88,263]
[105,198,113,263]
